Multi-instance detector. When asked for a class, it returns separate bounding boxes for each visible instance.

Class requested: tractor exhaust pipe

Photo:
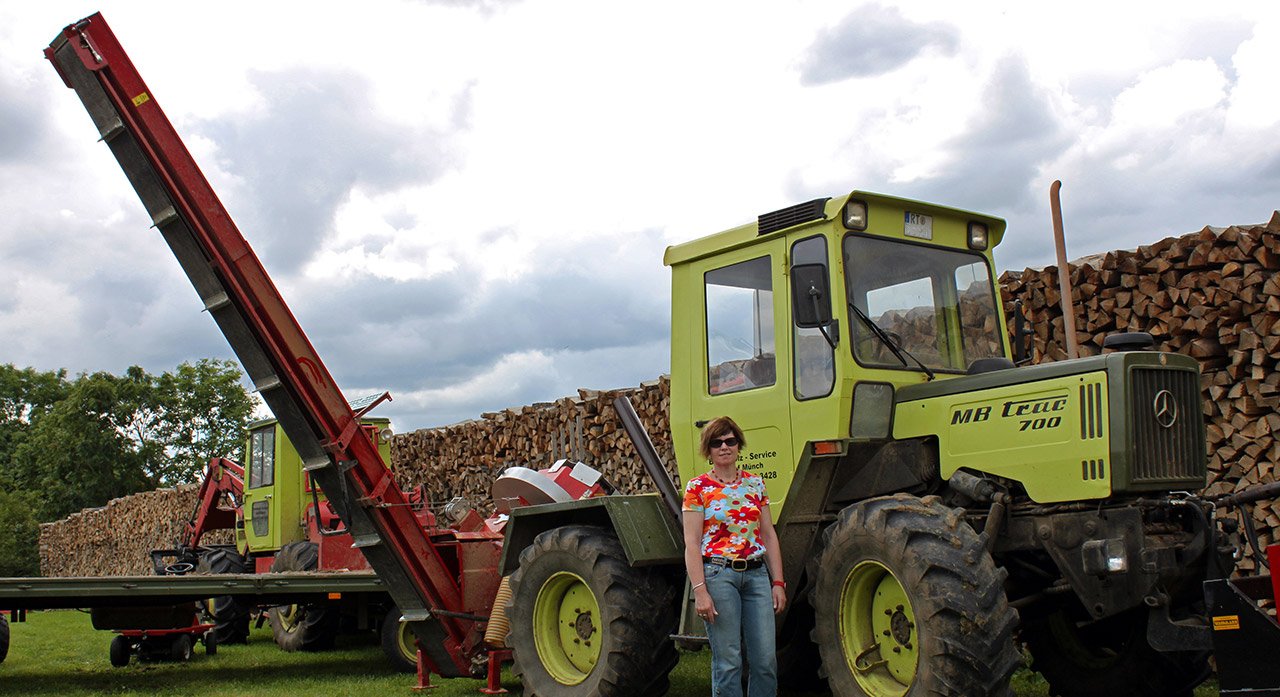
[613,395,682,525]
[1050,180,1080,360]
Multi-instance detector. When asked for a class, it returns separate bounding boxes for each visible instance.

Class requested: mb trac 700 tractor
[499,192,1220,697]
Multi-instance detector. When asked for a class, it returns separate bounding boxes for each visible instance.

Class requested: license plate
[904,212,932,240]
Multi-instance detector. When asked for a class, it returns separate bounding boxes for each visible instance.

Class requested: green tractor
[499,191,1218,697]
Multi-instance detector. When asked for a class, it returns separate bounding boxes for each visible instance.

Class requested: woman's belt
[703,555,763,571]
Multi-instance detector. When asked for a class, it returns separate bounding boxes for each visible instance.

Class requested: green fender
[498,494,684,576]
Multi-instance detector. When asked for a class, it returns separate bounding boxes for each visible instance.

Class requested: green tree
[156,358,256,483]
[12,370,159,521]
[0,366,70,491]
[4,360,254,522]
[0,488,40,576]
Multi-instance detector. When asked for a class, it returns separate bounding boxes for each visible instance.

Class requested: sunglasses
[709,437,739,449]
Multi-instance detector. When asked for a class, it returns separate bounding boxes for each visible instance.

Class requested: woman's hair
[698,416,747,459]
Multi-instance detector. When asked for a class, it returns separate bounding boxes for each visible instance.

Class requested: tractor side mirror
[791,263,833,328]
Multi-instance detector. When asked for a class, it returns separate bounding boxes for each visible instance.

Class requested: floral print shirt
[682,471,769,560]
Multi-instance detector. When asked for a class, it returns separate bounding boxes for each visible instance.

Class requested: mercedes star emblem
[1153,390,1178,429]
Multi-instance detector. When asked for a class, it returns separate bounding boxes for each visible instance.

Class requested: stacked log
[390,378,675,510]
[38,484,233,577]
[1000,211,1280,568]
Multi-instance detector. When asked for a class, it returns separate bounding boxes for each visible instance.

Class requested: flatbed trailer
[0,572,384,611]
[0,571,390,667]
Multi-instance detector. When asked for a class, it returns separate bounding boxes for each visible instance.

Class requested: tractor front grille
[1129,368,1204,484]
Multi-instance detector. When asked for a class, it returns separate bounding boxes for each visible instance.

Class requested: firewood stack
[390,378,676,510]
[1000,212,1280,569]
[38,484,233,577]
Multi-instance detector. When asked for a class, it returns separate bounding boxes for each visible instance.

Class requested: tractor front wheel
[268,542,338,651]
[810,494,1020,697]
[1022,606,1210,697]
[506,525,679,697]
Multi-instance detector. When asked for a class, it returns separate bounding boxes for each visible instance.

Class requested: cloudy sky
[1,1,1277,430]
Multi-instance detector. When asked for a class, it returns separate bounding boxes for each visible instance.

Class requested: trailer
[0,571,387,666]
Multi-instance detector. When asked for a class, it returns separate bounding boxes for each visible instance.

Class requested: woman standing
[682,416,786,697]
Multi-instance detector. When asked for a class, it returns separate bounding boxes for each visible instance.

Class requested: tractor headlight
[379,427,393,443]
[967,221,989,250]
[1081,538,1128,575]
[844,199,868,231]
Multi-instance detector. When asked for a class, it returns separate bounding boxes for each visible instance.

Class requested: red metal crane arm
[46,14,475,676]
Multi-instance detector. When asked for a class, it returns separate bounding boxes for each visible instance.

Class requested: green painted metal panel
[499,495,683,576]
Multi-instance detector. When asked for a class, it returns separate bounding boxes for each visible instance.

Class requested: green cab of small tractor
[241,416,393,555]
[665,191,1009,515]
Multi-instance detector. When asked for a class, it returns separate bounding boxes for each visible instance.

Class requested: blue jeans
[703,562,777,697]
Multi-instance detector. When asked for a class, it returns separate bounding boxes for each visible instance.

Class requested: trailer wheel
[380,607,417,673]
[1022,606,1210,697]
[109,635,131,667]
[809,494,1020,697]
[506,525,679,697]
[268,541,338,651]
[197,546,250,645]
[170,634,193,661]
[204,631,218,656]
[0,613,10,664]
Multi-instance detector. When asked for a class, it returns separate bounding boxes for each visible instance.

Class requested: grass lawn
[0,610,1217,696]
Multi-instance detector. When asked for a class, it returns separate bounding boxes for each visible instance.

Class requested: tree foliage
[0,360,255,526]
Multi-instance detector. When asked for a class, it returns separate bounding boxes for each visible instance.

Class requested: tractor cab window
[705,256,776,395]
[249,427,275,488]
[844,235,1002,372]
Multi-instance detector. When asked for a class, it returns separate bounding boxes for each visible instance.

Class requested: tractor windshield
[843,235,1003,373]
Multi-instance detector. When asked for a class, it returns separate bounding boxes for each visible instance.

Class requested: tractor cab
[665,191,1008,514]
[240,415,393,569]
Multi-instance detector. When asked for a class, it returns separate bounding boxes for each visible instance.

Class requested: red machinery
[46,13,514,683]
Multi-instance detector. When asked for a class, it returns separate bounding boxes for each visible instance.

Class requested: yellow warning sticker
[132,92,150,107]
[1213,615,1240,631]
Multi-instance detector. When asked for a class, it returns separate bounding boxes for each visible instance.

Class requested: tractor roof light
[844,199,868,231]
[967,221,989,250]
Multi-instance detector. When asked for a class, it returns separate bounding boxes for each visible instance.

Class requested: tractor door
[242,423,281,553]
[685,240,794,511]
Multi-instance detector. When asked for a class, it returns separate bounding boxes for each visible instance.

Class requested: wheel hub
[841,560,918,697]
[533,571,602,685]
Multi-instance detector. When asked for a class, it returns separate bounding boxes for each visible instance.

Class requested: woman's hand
[772,584,787,614]
[695,586,718,624]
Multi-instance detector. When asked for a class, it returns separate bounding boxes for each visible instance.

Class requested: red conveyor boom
[46,14,474,676]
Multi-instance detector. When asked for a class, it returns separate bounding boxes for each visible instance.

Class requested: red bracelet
[772,580,786,589]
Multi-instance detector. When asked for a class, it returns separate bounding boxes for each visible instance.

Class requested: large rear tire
[809,494,1020,697]
[268,542,338,651]
[506,525,679,697]
[1022,606,1210,697]
[196,546,249,645]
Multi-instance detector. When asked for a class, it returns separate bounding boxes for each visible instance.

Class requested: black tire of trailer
[1022,606,1210,697]
[197,545,250,645]
[267,541,338,651]
[0,613,9,664]
[109,635,131,667]
[381,606,418,673]
[506,525,679,697]
[808,493,1021,697]
[170,634,193,661]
